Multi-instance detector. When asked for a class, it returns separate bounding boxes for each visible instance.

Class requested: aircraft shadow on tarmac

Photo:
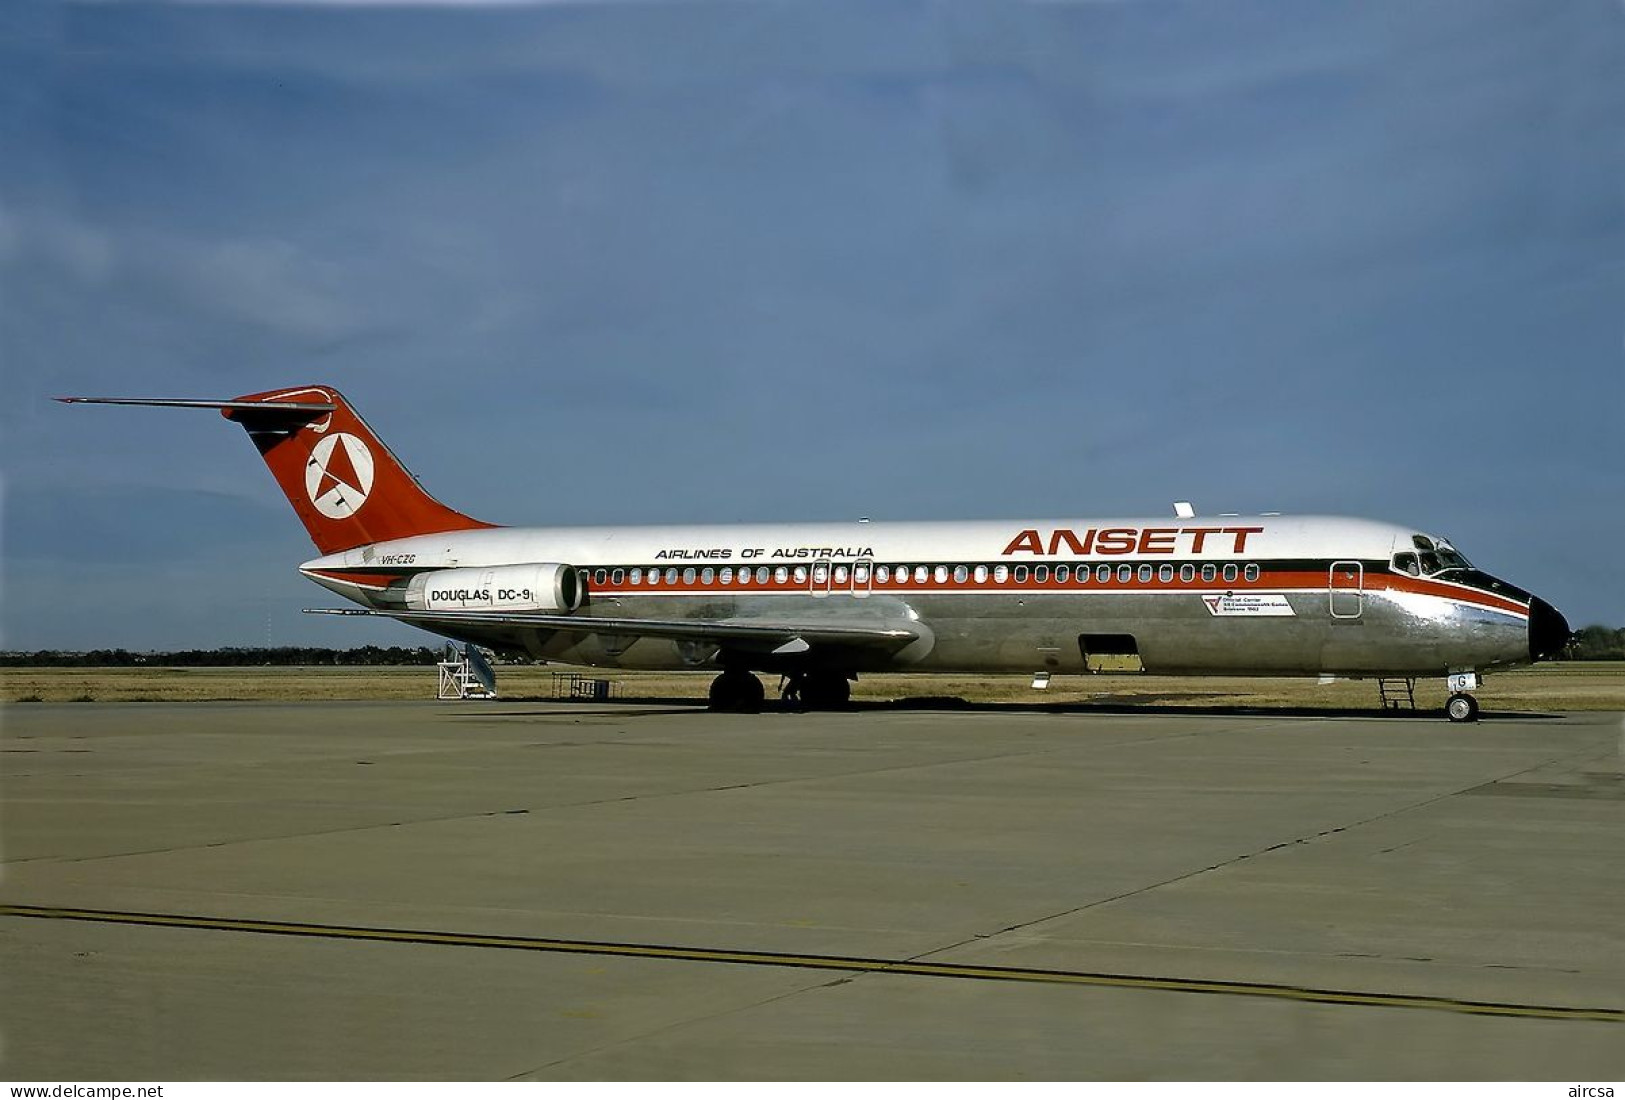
[454,696,1567,721]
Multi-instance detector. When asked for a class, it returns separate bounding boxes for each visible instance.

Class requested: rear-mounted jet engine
[404,564,582,613]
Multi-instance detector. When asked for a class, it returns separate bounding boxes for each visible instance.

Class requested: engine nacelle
[404,564,582,613]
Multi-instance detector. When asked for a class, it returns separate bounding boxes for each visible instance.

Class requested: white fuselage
[301,514,1550,679]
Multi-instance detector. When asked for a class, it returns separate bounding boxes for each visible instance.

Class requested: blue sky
[2,0,1620,649]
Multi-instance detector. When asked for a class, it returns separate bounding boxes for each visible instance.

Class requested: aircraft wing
[306,607,921,655]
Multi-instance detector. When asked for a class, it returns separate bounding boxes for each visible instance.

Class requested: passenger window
[774,567,788,584]
[594,569,608,585]
[876,565,890,583]
[1244,564,1259,582]
[1138,565,1153,583]
[630,568,643,584]
[1117,565,1133,583]
[665,568,678,584]
[835,565,849,584]
[1158,565,1173,583]
[813,564,829,584]
[934,565,949,584]
[719,567,733,584]
[915,566,929,583]
[701,567,715,584]
[683,568,697,584]
[648,569,660,586]
[1180,564,1195,583]
[1056,564,1069,583]
[1222,564,1238,583]
[1034,565,1050,583]
[1201,564,1216,583]
[994,564,1009,583]
[1014,565,1030,583]
[794,566,809,584]
[612,569,625,585]
[1097,565,1111,583]
[974,564,989,583]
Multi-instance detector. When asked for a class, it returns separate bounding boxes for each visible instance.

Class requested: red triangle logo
[318,436,362,498]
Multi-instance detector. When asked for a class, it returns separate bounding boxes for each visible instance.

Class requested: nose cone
[1528,596,1571,662]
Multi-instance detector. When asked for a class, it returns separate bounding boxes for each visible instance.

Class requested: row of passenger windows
[581,562,1263,588]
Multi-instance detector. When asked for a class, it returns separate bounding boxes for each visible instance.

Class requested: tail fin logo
[305,432,376,519]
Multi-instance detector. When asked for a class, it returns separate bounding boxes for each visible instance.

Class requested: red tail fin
[224,385,494,554]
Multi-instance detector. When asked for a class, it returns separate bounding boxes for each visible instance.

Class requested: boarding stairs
[437,643,498,700]
[1377,678,1417,711]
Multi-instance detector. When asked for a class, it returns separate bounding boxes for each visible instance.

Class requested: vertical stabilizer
[223,386,495,554]
[58,386,496,554]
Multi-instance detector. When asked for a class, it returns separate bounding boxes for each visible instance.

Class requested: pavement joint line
[4,902,1620,1024]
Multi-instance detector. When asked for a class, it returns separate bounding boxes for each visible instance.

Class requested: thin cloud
[71,0,689,7]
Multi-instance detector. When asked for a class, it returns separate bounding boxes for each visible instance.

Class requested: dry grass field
[5,661,1623,712]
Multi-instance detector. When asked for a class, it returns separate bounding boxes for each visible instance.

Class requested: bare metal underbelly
[450,589,1528,679]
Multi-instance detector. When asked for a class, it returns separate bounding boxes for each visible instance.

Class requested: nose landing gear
[1445,693,1480,723]
[1444,671,1481,723]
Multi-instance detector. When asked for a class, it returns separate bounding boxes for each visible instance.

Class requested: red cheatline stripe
[568,567,1528,618]
[304,561,1526,619]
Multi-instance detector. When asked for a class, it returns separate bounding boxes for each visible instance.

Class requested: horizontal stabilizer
[56,397,336,413]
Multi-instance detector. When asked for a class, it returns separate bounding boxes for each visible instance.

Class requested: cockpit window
[1398,546,1472,577]
[1433,548,1470,572]
[1405,534,1472,575]
[1434,537,1470,570]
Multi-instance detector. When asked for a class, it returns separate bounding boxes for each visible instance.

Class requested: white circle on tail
[305,432,376,519]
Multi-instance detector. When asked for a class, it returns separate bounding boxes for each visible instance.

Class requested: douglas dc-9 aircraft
[62,385,1571,721]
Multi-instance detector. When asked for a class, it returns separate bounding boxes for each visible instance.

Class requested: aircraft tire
[801,672,852,711]
[1445,693,1480,723]
[708,670,764,714]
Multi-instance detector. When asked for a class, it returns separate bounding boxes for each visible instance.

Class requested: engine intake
[404,564,582,613]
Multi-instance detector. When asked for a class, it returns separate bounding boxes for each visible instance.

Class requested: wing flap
[306,607,919,651]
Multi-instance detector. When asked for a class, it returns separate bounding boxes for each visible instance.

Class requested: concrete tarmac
[2,699,1622,1080]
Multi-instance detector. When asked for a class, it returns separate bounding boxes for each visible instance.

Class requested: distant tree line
[0,646,446,667]
[1562,625,1625,661]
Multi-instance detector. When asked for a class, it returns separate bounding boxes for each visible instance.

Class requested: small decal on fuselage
[1202,593,1296,617]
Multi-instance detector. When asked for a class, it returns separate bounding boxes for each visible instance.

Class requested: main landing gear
[707,668,854,712]
[707,668,765,713]
[781,670,852,711]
